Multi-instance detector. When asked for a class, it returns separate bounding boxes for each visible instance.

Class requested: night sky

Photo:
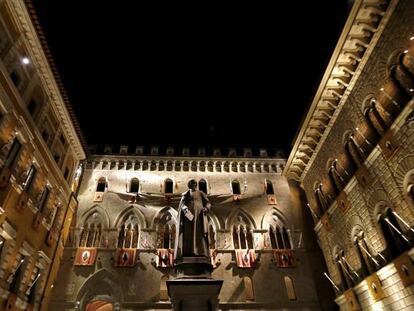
[31,1,351,155]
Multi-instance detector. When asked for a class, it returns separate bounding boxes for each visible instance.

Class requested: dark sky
[31,1,351,155]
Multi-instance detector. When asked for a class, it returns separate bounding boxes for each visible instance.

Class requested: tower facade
[49,147,328,310]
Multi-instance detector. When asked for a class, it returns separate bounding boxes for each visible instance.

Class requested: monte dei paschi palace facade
[0,0,414,310]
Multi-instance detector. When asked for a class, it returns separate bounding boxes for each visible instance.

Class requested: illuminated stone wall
[49,151,327,310]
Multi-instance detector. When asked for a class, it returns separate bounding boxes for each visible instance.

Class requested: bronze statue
[174,179,211,261]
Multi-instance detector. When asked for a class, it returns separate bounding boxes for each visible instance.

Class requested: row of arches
[96,177,276,196]
[313,46,414,215]
[332,205,413,292]
[93,159,282,174]
[77,207,292,251]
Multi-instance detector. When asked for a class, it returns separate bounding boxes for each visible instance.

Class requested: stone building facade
[0,0,86,311]
[48,147,330,310]
[285,0,414,309]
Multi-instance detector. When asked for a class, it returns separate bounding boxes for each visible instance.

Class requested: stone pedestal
[167,257,223,311]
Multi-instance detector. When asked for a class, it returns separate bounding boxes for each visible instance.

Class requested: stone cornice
[8,0,86,160]
[284,0,396,182]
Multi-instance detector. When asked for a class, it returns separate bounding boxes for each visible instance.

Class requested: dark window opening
[265,180,274,195]
[10,70,20,87]
[5,139,21,168]
[37,187,50,212]
[129,178,139,193]
[23,165,36,192]
[232,180,241,195]
[64,168,70,180]
[96,178,106,192]
[27,99,37,116]
[164,179,173,194]
[199,179,208,194]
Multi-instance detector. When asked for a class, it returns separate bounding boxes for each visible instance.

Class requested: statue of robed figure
[174,179,211,262]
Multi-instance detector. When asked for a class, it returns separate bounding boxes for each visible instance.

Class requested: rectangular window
[10,70,20,87]
[27,100,37,116]
[37,187,50,212]
[23,165,36,192]
[5,139,21,168]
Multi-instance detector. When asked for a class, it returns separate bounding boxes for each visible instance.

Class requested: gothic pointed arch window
[117,213,140,249]
[79,211,104,248]
[199,179,208,194]
[129,178,139,193]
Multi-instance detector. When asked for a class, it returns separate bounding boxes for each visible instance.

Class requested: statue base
[167,257,223,311]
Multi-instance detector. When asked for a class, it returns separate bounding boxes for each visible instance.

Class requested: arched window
[79,212,103,248]
[314,184,329,213]
[96,177,107,192]
[231,162,238,172]
[265,180,274,195]
[199,179,208,194]
[157,212,176,249]
[183,161,189,172]
[117,213,140,248]
[232,180,241,195]
[85,301,114,311]
[378,208,410,259]
[365,100,388,137]
[353,231,376,277]
[345,137,364,168]
[336,251,358,290]
[191,161,197,172]
[164,178,174,194]
[224,162,230,172]
[199,161,206,172]
[129,178,139,193]
[215,162,222,172]
[142,161,148,170]
[207,161,214,172]
[174,161,181,171]
[150,161,157,171]
[247,163,253,172]
[335,252,350,291]
[233,225,253,249]
[284,276,297,300]
[158,161,165,171]
[328,165,342,195]
[167,161,173,171]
